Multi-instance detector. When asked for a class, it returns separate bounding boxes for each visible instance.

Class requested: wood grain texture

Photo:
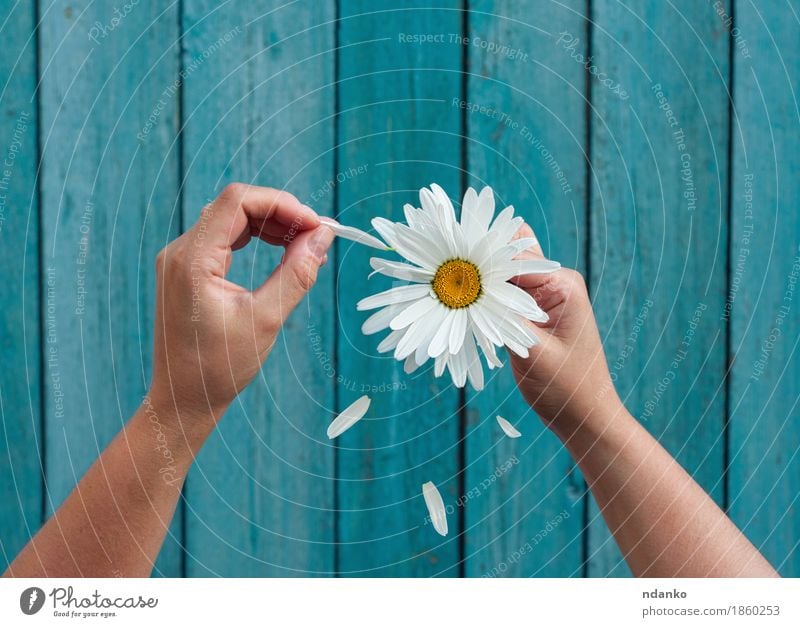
[335,0,463,576]
[0,0,41,571]
[728,0,800,577]
[39,0,182,575]
[588,0,730,576]
[463,0,588,577]
[181,0,337,576]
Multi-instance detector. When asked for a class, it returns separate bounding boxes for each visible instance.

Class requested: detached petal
[422,481,449,536]
[496,415,522,438]
[327,395,371,439]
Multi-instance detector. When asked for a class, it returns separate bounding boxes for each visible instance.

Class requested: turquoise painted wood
[38,0,182,576]
[464,0,587,577]
[335,0,463,576]
[181,0,337,576]
[588,1,730,576]
[729,1,800,577]
[1,0,798,578]
[0,0,41,572]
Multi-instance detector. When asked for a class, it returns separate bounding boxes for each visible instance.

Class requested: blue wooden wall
[1,0,798,577]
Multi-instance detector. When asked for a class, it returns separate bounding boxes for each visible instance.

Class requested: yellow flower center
[432,259,482,309]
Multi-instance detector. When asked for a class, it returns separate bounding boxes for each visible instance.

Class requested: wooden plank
[335,0,463,576]
[39,0,182,575]
[463,0,588,577]
[588,0,730,576]
[181,1,336,576]
[0,0,41,571]
[728,0,800,577]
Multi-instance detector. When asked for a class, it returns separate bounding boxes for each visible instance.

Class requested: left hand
[148,183,334,427]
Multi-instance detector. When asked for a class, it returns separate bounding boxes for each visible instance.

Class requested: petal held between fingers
[319,216,391,250]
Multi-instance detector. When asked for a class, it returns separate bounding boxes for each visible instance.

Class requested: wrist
[545,390,627,444]
[140,390,222,460]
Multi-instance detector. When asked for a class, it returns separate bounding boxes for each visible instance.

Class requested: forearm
[3,397,215,577]
[555,400,778,577]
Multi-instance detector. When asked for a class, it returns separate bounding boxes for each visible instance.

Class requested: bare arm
[510,223,777,578]
[3,184,333,577]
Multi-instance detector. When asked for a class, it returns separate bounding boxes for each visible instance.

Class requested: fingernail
[308,226,334,262]
[321,254,329,266]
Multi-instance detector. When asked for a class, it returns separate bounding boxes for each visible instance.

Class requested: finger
[512,222,544,257]
[193,183,319,251]
[252,225,335,325]
[510,222,554,291]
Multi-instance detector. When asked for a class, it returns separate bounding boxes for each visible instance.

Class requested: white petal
[357,284,430,311]
[404,354,422,374]
[428,309,455,358]
[496,415,522,438]
[361,304,404,335]
[448,346,468,387]
[434,353,447,377]
[390,296,438,330]
[460,187,483,247]
[463,332,485,391]
[476,186,495,232]
[377,328,405,353]
[327,395,371,439]
[469,303,504,346]
[414,304,448,365]
[448,308,468,354]
[369,257,433,283]
[430,183,457,224]
[490,258,561,279]
[395,316,435,360]
[403,203,420,228]
[319,216,390,250]
[487,283,549,323]
[507,237,540,254]
[422,481,448,536]
[473,323,504,369]
[392,223,444,270]
[371,217,400,249]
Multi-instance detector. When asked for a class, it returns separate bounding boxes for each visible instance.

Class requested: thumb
[253,225,334,324]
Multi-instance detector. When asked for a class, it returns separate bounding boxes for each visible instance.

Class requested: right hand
[509,223,620,437]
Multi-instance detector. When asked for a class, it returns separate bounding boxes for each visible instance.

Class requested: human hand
[509,223,620,437]
[148,183,334,429]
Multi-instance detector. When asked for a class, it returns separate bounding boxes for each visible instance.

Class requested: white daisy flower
[355,184,560,391]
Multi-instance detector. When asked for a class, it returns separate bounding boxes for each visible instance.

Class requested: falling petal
[422,481,448,536]
[496,415,522,438]
[319,216,390,250]
[327,395,371,439]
